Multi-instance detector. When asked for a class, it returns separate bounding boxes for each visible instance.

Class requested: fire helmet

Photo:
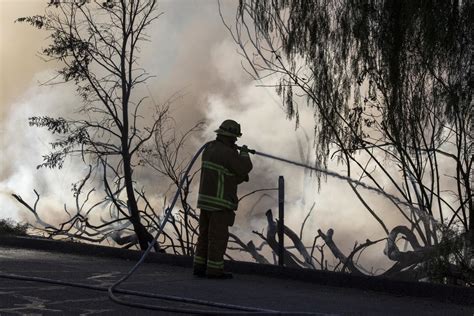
[214,119,242,138]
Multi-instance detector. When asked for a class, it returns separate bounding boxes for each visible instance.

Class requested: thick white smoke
[0,71,89,224]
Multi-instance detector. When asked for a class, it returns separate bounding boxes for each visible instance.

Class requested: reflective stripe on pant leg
[194,256,206,265]
[207,259,224,269]
[206,261,225,276]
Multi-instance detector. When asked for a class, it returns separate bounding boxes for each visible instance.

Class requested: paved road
[0,246,472,315]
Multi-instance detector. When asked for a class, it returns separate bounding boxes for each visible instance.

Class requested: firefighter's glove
[239,145,255,155]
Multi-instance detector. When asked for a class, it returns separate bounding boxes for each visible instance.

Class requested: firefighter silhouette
[193,120,253,279]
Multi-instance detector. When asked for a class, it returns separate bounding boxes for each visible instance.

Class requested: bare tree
[137,112,204,255]
[15,0,164,250]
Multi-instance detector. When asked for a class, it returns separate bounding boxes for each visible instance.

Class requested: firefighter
[193,119,253,279]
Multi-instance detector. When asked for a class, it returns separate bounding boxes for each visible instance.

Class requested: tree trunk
[123,151,154,250]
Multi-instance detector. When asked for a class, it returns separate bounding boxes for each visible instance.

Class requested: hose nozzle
[236,145,256,154]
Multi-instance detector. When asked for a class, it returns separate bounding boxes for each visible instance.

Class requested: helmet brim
[214,128,242,138]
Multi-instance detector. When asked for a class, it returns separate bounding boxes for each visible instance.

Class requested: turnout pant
[193,209,235,276]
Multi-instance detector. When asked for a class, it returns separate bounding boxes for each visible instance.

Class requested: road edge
[0,235,472,306]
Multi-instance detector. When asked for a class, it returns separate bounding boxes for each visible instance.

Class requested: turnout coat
[197,138,253,211]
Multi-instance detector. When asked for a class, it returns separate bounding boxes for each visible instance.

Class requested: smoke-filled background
[0,1,457,271]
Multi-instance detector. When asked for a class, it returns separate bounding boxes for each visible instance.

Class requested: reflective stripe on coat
[197,138,252,211]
